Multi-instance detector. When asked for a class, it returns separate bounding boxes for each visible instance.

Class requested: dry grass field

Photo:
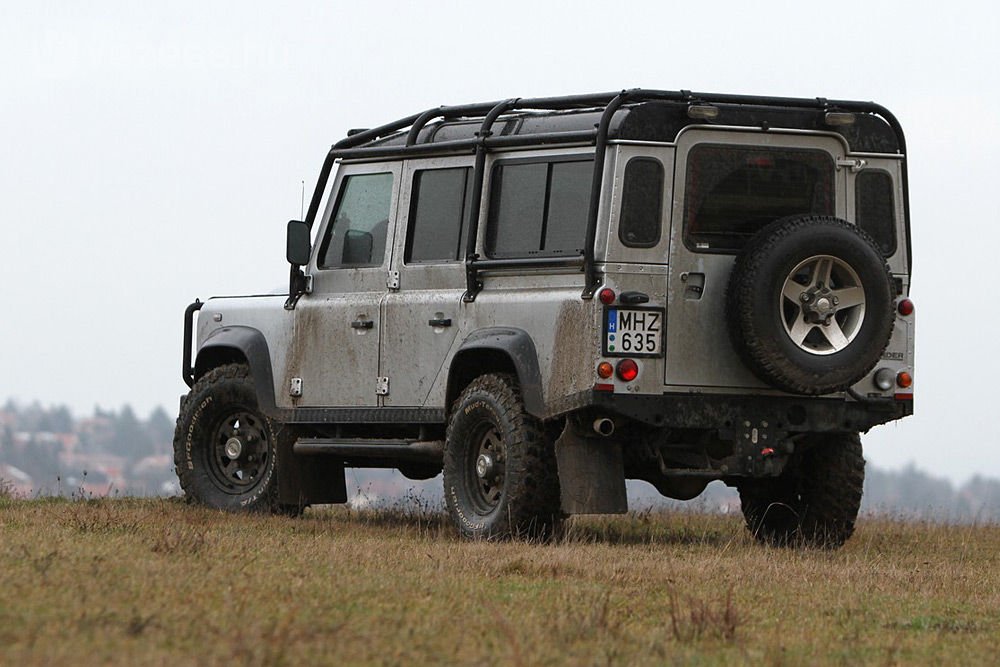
[2,490,999,666]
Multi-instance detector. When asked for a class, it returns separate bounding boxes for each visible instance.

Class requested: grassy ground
[1,492,999,666]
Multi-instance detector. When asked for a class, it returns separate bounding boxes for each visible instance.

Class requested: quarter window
[318,173,393,268]
[855,170,896,256]
[486,158,593,258]
[619,157,664,248]
[405,167,474,263]
[684,145,835,251]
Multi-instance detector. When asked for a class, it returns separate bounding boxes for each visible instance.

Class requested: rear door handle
[351,319,374,330]
[428,317,452,327]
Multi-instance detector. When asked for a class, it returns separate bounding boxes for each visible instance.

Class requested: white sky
[1,1,997,483]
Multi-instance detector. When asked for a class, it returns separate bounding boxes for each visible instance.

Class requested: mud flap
[278,433,348,506]
[554,428,628,514]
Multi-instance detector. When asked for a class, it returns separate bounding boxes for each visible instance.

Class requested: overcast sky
[1,1,997,483]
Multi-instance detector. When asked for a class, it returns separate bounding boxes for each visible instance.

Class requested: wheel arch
[446,328,545,418]
[194,326,278,412]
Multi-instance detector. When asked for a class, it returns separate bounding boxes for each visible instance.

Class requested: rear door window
[683,145,835,252]
[405,167,474,263]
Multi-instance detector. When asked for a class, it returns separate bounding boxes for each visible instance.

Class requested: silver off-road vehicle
[175,89,914,547]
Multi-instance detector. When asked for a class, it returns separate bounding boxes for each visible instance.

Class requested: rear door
[380,156,474,407]
[664,130,847,389]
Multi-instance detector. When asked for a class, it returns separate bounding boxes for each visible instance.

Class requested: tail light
[616,359,639,382]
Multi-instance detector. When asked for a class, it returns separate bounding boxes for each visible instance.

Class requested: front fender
[195,326,277,413]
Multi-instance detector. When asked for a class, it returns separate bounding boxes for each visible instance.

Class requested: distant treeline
[2,399,999,523]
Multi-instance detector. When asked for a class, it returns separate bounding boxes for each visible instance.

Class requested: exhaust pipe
[593,417,615,437]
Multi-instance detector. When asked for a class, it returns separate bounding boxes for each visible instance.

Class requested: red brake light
[599,288,616,305]
[616,359,639,382]
[898,299,914,316]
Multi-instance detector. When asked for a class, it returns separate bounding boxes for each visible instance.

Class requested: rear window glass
[486,158,593,258]
[318,172,393,268]
[619,157,664,248]
[855,170,896,256]
[406,167,473,263]
[684,145,835,252]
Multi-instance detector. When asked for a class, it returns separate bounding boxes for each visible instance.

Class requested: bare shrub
[149,524,209,555]
[667,586,741,643]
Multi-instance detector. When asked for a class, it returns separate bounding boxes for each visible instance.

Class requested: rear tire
[443,373,562,539]
[173,363,287,513]
[739,433,865,549]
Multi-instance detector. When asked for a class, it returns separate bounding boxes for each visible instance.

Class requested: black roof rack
[290,89,909,303]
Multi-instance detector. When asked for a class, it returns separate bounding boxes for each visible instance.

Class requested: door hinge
[376,377,390,395]
[289,377,303,397]
[387,270,400,290]
[836,158,868,173]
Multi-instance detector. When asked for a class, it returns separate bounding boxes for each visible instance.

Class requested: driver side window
[318,172,393,268]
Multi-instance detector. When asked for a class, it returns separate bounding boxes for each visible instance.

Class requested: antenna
[300,180,305,219]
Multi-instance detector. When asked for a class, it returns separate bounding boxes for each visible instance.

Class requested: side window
[485,158,593,258]
[619,157,664,248]
[318,173,393,268]
[405,167,473,263]
[855,170,896,256]
[684,145,835,252]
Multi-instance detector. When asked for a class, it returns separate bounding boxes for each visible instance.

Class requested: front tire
[173,363,284,512]
[443,374,561,539]
[739,433,865,549]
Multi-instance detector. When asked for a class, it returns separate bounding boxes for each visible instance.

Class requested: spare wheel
[726,215,896,395]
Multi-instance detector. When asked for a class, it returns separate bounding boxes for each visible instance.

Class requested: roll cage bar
[288,89,910,304]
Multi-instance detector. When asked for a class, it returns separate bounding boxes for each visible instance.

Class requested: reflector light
[599,288,616,305]
[597,362,614,379]
[897,299,914,316]
[687,105,720,120]
[616,359,639,382]
[594,383,615,392]
[896,371,913,388]
[824,112,856,126]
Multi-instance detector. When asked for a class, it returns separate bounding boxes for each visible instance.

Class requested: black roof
[331,90,904,159]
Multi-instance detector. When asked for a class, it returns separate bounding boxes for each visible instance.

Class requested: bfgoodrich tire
[727,215,895,395]
[173,363,286,513]
[443,373,561,540]
[739,433,865,549]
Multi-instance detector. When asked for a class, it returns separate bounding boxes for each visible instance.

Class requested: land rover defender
[175,89,914,547]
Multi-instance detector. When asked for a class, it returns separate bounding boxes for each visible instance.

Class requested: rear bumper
[591,390,912,433]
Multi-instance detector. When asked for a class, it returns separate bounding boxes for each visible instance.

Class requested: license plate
[603,307,664,357]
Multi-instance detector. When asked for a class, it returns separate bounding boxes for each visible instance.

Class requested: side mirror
[286,220,311,265]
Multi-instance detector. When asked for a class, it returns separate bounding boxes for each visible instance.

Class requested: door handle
[351,319,374,330]
[427,317,452,327]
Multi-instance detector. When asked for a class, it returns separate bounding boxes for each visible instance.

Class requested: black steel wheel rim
[207,409,271,493]
[466,422,506,513]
